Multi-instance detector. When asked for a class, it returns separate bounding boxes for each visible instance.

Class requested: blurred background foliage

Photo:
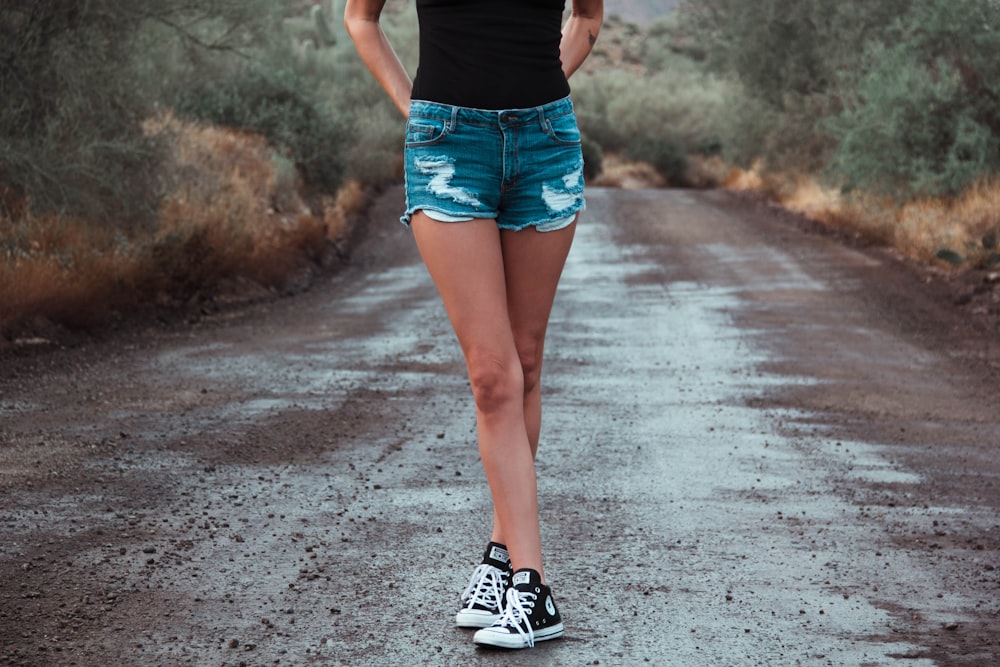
[0,0,404,225]
[675,0,1000,199]
[1,0,999,335]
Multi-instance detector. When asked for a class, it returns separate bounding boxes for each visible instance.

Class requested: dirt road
[1,186,999,666]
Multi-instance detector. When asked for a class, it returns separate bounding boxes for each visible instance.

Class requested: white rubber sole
[456,608,501,629]
[473,622,564,649]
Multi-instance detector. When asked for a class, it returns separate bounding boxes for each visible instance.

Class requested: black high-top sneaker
[473,568,564,649]
[456,541,513,628]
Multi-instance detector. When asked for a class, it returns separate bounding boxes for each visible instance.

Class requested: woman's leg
[410,213,543,577]
[502,220,578,454]
[488,220,578,548]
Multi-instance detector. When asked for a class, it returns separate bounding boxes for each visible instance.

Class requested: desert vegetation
[0,0,405,337]
[2,0,998,339]
[574,0,999,268]
[672,0,1000,268]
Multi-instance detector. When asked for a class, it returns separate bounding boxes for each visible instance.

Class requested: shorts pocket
[405,116,449,147]
[543,112,581,146]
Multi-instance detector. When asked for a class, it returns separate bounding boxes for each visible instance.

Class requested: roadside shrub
[680,0,1000,197]
[173,53,349,197]
[714,86,835,175]
[572,13,733,185]
[149,113,338,296]
[0,113,351,335]
[642,14,708,71]
[677,0,914,174]
[342,104,405,188]
[0,0,409,335]
[571,70,635,153]
[625,135,687,185]
[0,2,161,225]
[573,65,726,183]
[581,133,604,182]
[829,0,1000,199]
[0,0,282,225]
[310,3,417,189]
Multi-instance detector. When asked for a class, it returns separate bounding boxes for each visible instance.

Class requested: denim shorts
[401,96,586,232]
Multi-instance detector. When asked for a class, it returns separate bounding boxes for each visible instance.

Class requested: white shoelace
[460,564,508,611]
[494,586,538,647]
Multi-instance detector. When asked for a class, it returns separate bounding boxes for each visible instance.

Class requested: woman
[345,0,602,650]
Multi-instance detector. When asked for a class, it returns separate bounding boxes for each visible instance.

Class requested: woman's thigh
[410,213,516,363]
[410,211,576,379]
[501,220,577,363]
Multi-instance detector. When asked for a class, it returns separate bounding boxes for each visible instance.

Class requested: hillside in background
[604,0,676,23]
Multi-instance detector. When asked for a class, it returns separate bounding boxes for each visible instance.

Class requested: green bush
[572,65,727,182]
[570,14,733,184]
[626,135,688,184]
[0,2,161,224]
[571,71,635,153]
[296,5,417,188]
[0,0,279,224]
[679,0,1000,197]
[345,105,405,188]
[173,53,349,196]
[580,133,604,182]
[677,0,913,173]
[829,0,1000,198]
[642,14,708,70]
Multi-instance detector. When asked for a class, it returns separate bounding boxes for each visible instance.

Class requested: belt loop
[450,105,459,132]
[537,104,546,132]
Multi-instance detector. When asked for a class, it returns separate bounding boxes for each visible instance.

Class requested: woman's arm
[560,0,604,79]
[344,0,412,117]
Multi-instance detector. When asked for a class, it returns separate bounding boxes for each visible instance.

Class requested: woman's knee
[466,350,524,413]
[515,337,544,395]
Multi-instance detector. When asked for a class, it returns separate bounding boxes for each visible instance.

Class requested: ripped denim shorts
[401,96,586,232]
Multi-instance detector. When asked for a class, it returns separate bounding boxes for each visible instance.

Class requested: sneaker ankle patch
[512,571,532,587]
[489,545,510,564]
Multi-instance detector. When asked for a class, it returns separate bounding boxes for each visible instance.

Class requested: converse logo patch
[546,597,556,616]
[512,571,531,587]
[489,545,510,563]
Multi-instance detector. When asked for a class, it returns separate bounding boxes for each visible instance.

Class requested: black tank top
[410,0,571,110]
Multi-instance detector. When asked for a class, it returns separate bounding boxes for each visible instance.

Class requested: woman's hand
[561,0,604,80]
[344,0,412,117]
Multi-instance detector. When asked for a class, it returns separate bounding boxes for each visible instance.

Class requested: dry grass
[1,114,363,337]
[592,154,667,189]
[592,153,728,190]
[150,113,324,290]
[0,216,136,329]
[723,164,1000,268]
[684,155,731,189]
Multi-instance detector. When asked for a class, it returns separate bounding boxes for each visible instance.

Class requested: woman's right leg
[410,212,545,579]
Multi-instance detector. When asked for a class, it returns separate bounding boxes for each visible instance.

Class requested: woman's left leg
[488,220,577,548]
[471,219,577,648]
[504,220,578,453]
[410,214,544,576]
